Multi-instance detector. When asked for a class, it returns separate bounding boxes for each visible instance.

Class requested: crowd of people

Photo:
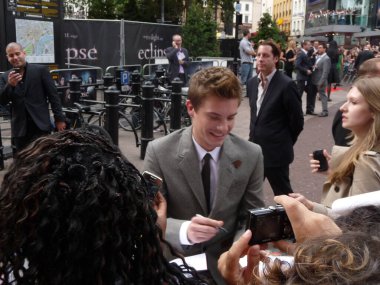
[1,38,380,284]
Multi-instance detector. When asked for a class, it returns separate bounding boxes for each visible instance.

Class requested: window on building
[245,15,249,23]
[245,4,249,11]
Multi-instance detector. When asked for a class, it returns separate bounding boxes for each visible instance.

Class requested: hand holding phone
[313,149,328,172]
[142,171,163,200]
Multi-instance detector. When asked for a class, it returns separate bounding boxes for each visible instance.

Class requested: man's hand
[55,121,66,131]
[218,230,265,285]
[306,70,312,75]
[187,215,224,244]
[274,195,342,243]
[8,71,22,87]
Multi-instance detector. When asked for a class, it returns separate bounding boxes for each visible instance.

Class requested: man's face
[314,41,319,49]
[173,36,182,47]
[186,95,239,151]
[318,45,326,55]
[303,41,311,50]
[256,45,278,76]
[6,44,26,68]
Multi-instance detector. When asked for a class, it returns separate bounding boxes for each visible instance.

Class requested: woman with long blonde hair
[291,76,380,215]
[284,40,297,78]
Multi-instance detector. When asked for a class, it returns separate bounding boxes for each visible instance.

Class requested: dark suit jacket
[164,46,189,82]
[295,50,312,81]
[354,50,374,70]
[143,127,265,284]
[0,63,65,137]
[248,70,304,168]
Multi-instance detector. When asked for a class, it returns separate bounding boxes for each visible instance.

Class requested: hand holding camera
[246,205,294,245]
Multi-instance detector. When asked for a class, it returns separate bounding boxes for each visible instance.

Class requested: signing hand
[187,214,224,244]
[218,230,266,285]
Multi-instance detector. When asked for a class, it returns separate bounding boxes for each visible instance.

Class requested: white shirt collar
[192,136,221,162]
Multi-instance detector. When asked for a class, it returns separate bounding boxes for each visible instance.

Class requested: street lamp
[233,1,242,76]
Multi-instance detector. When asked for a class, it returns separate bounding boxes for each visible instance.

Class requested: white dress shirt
[179,137,221,245]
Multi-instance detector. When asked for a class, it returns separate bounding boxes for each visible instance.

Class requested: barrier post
[131,70,141,96]
[0,125,4,170]
[115,66,124,92]
[103,73,114,88]
[68,78,82,104]
[104,89,120,145]
[140,81,154,159]
[170,78,183,132]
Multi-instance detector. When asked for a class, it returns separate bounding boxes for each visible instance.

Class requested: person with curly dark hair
[0,130,206,285]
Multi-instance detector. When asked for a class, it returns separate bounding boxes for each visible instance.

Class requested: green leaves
[182,3,219,58]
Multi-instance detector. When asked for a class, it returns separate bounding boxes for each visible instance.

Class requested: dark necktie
[201,153,211,213]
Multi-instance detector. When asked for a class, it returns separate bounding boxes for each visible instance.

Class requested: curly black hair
[0,130,204,285]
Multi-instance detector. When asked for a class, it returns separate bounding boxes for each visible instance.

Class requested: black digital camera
[246,205,295,245]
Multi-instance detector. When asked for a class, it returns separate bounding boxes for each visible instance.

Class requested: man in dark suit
[144,67,264,284]
[0,42,66,152]
[247,40,304,196]
[295,40,315,115]
[165,34,190,84]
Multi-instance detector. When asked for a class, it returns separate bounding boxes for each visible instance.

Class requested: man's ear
[186,99,195,117]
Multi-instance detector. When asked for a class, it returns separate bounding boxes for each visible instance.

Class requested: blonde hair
[329,76,380,184]
[286,40,296,52]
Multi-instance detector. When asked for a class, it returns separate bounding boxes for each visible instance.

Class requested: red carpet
[326,87,344,93]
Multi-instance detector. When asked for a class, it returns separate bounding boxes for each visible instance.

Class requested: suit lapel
[177,127,209,214]
[211,136,236,216]
[257,70,279,119]
[250,77,259,122]
[23,63,32,95]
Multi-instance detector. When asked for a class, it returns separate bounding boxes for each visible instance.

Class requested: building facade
[273,0,292,35]
[304,0,379,46]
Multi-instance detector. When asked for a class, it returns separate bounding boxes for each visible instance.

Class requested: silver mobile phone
[142,171,163,200]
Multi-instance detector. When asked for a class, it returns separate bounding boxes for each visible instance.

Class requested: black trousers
[307,84,318,113]
[12,116,50,154]
[264,165,293,196]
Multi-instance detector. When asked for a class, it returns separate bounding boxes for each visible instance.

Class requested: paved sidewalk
[0,85,349,205]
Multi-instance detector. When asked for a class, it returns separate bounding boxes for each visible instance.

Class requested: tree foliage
[87,0,117,19]
[251,13,286,49]
[182,2,219,58]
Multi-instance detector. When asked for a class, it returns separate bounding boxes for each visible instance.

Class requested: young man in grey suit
[247,40,304,196]
[310,42,331,117]
[144,66,265,284]
[0,42,66,152]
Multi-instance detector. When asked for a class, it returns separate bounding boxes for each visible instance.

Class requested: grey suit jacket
[311,54,331,87]
[0,63,65,137]
[143,127,265,284]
